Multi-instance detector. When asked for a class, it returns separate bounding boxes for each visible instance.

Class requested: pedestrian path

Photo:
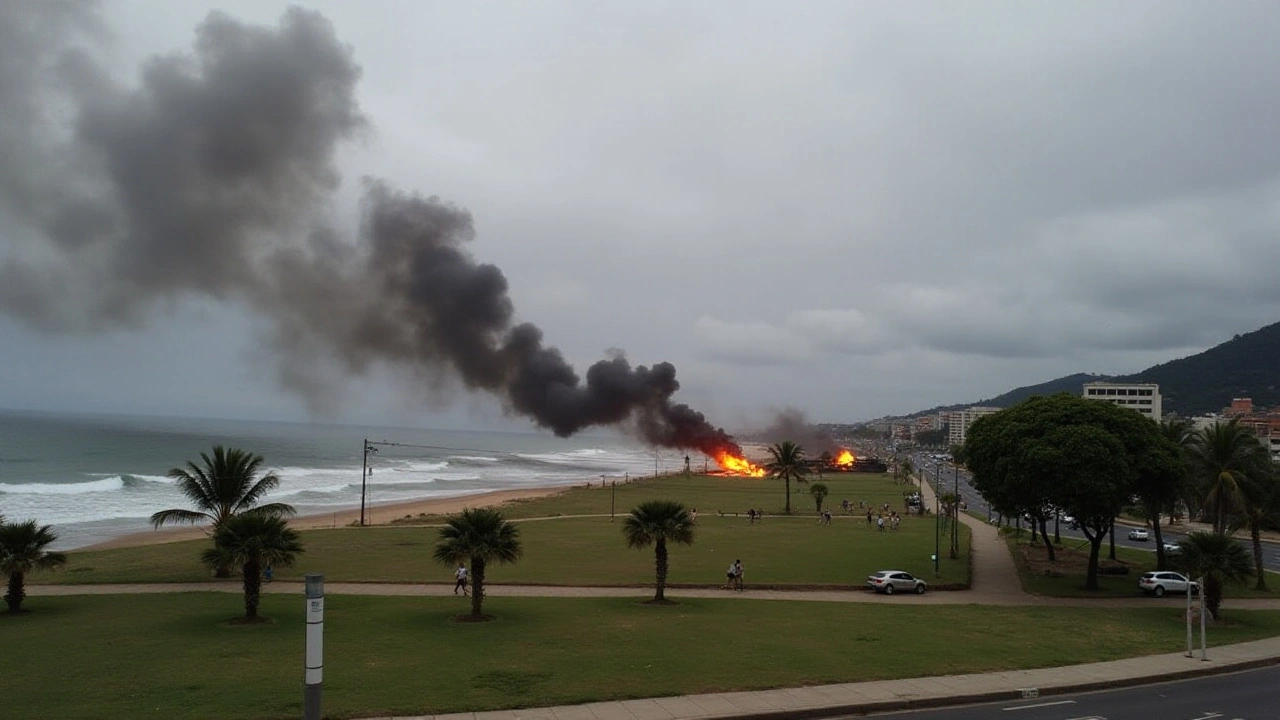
[387,636,1280,720]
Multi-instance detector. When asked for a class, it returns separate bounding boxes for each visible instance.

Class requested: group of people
[866,510,902,531]
[723,559,744,591]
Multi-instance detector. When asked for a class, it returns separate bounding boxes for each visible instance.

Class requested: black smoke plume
[754,409,841,457]
[0,4,743,458]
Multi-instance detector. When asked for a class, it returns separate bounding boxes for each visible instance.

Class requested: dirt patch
[1015,541,1137,578]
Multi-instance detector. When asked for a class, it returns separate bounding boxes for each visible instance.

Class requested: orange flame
[835,450,855,466]
[715,452,766,477]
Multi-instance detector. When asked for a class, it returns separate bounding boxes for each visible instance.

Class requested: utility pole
[304,574,325,720]
[360,438,369,527]
[611,480,616,521]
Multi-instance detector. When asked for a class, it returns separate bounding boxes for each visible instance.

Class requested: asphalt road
[907,453,1280,572]
[856,665,1280,719]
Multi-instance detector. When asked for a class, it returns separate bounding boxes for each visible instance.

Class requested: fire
[715,452,766,477]
[835,450,855,466]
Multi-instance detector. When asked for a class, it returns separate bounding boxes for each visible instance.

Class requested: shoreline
[84,485,569,551]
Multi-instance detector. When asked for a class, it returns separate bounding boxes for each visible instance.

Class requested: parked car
[1138,571,1199,597]
[866,570,927,595]
[1127,528,1150,541]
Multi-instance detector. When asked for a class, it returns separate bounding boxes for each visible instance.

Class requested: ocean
[0,410,684,550]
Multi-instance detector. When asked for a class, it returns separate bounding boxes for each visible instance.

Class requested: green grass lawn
[40,512,970,588]
[40,473,970,588]
[1005,530,1280,599]
[8,592,1280,720]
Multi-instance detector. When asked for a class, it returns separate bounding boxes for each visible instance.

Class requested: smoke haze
[0,3,742,456]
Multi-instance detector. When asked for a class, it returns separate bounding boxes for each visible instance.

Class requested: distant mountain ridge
[909,320,1280,418]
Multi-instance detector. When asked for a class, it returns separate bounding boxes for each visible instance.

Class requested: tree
[433,508,523,620]
[201,514,303,621]
[0,520,68,613]
[765,441,809,514]
[964,394,1180,590]
[1130,418,1194,570]
[810,483,830,513]
[151,446,296,577]
[1187,420,1264,534]
[1232,469,1280,591]
[622,500,695,603]
[1173,531,1253,620]
[901,457,916,485]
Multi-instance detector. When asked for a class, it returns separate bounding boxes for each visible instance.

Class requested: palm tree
[1232,468,1280,591]
[201,514,303,621]
[810,483,830,513]
[433,508,523,620]
[622,500,695,603]
[1187,420,1262,534]
[766,441,809,514]
[0,520,68,613]
[1173,531,1253,620]
[152,446,295,577]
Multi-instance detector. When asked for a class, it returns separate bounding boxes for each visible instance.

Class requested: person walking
[454,562,469,596]
[732,560,744,591]
[724,560,738,590]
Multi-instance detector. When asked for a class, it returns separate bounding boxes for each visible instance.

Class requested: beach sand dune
[86,486,567,551]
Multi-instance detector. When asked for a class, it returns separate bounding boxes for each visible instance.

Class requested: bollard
[304,574,324,720]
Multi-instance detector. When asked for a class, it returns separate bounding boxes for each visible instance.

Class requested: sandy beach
[85,486,569,551]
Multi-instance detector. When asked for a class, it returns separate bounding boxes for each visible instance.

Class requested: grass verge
[7,592,1280,719]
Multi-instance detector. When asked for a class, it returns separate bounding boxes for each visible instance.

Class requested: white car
[866,570,927,595]
[1162,542,1181,553]
[1139,571,1199,597]
[1127,528,1150,541]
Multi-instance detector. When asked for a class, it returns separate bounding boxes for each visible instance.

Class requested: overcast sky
[3,1,1280,434]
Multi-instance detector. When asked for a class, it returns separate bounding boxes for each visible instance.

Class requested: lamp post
[934,463,940,577]
[359,439,377,527]
[950,463,960,559]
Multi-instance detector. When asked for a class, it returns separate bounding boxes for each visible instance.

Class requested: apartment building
[1082,381,1162,420]
[948,406,1001,446]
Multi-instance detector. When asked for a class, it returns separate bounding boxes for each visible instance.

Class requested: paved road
[909,453,1280,571]
[858,665,1280,719]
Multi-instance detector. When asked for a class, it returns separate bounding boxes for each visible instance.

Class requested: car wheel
[1154,586,1165,598]
[885,584,895,595]
[915,583,926,595]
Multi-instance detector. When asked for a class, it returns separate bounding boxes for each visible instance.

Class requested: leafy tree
[433,508,523,620]
[1173,531,1253,620]
[900,456,915,485]
[810,483,830,513]
[622,500,695,603]
[152,446,295,576]
[964,394,1180,590]
[1187,420,1263,534]
[765,441,809,514]
[201,514,303,621]
[0,520,68,613]
[1128,418,1193,570]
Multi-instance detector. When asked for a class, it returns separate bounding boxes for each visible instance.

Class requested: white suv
[1139,571,1199,597]
[1127,528,1150,541]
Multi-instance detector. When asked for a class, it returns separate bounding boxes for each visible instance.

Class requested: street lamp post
[934,463,940,577]
[950,463,959,559]
[360,440,377,527]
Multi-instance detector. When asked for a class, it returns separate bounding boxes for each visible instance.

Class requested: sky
[3,1,1280,436]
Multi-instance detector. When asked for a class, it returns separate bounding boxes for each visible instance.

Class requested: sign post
[304,574,324,720]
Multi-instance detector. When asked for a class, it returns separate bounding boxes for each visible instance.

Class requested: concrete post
[304,574,324,720]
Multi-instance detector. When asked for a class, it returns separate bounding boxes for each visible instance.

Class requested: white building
[948,406,1001,446]
[1082,381,1162,420]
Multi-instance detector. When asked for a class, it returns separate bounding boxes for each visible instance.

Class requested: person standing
[725,560,738,589]
[733,560,744,591]
[454,562,469,596]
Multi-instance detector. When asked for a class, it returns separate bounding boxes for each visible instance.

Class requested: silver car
[866,570,927,595]
[1138,571,1199,597]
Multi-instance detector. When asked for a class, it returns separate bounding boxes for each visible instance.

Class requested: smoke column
[0,4,745,457]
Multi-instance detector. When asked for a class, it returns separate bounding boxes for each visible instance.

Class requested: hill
[910,320,1280,418]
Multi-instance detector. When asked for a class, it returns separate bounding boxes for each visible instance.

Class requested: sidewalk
[394,636,1280,720]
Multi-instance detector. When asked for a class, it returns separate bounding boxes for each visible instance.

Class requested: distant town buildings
[948,406,1000,446]
[1193,397,1280,462]
[1082,381,1162,420]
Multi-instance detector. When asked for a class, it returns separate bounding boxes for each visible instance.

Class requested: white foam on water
[0,477,125,494]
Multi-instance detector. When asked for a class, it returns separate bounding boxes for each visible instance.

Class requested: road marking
[1002,700,1077,711]
[1188,714,1223,720]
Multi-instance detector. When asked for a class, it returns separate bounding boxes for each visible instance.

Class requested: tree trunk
[1053,514,1060,545]
[215,562,232,579]
[1029,518,1037,543]
[1149,501,1166,570]
[242,559,261,619]
[1084,532,1103,591]
[784,477,792,514]
[1205,574,1223,620]
[1108,519,1116,561]
[5,570,24,613]
[654,539,668,601]
[470,557,486,618]
[1252,524,1267,591]
[1038,518,1055,562]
